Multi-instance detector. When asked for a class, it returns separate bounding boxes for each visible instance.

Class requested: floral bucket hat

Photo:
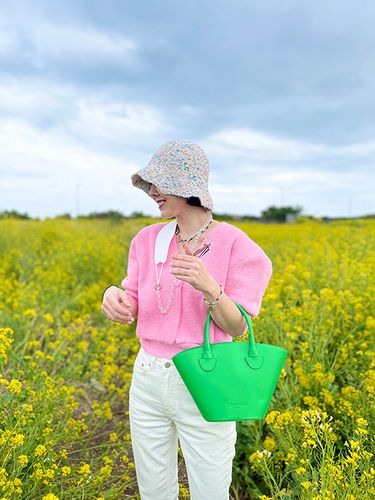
[131,140,214,211]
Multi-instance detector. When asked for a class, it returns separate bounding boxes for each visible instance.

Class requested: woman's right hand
[101,286,135,325]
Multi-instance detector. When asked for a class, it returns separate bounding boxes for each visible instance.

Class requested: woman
[101,140,273,500]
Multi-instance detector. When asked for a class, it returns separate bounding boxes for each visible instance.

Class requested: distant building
[286,213,297,223]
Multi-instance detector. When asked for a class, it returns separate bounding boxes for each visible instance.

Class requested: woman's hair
[186,196,203,207]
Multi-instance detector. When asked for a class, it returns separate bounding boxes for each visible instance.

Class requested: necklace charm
[154,212,213,313]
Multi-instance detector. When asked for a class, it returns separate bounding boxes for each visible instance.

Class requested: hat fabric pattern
[131,140,214,211]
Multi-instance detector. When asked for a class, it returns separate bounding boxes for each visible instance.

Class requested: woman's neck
[175,210,212,240]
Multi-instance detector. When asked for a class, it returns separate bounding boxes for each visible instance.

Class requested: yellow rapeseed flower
[0,327,14,363]
[303,395,319,407]
[0,377,9,387]
[356,427,368,436]
[109,432,118,442]
[178,483,190,497]
[10,433,24,447]
[263,436,276,451]
[8,379,22,394]
[78,463,91,475]
[249,449,272,464]
[349,440,360,449]
[322,388,335,406]
[23,309,37,319]
[325,492,335,499]
[357,417,368,427]
[34,445,47,457]
[18,455,28,466]
[33,468,43,479]
[294,366,310,387]
[61,467,71,476]
[265,410,279,424]
[274,410,293,429]
[44,468,56,479]
[77,340,89,352]
[42,313,54,324]
[285,448,297,464]
[302,439,317,448]
[320,288,335,300]
[2,214,374,498]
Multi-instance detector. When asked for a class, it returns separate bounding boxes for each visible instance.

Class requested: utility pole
[280,187,284,206]
[347,194,352,218]
[75,184,80,218]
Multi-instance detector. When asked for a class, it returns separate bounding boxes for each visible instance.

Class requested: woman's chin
[158,206,176,218]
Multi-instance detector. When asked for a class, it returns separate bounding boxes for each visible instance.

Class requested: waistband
[137,345,177,368]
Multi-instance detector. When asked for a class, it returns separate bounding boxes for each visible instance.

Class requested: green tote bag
[172,302,288,422]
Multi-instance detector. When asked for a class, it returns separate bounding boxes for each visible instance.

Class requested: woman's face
[149,183,187,217]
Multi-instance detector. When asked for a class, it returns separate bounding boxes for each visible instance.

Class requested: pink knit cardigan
[121,221,273,358]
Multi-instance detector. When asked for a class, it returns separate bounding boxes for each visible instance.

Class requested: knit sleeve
[120,236,139,304]
[224,235,273,333]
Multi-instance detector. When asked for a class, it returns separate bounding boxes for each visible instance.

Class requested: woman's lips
[157,200,166,209]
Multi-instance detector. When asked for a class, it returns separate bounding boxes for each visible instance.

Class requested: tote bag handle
[201,302,263,370]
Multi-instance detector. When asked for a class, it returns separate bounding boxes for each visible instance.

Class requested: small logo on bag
[225,401,247,409]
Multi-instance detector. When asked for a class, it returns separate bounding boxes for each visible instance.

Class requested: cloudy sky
[1,0,374,219]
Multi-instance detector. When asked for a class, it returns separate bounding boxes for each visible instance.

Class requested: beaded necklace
[155,213,213,314]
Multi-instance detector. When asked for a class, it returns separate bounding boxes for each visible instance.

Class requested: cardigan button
[164,362,171,368]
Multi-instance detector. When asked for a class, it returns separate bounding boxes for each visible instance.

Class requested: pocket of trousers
[132,350,153,375]
[130,352,152,399]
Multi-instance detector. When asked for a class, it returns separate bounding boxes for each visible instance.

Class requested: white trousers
[129,346,237,500]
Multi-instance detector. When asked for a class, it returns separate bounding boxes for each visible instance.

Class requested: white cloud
[0,28,18,56]
[0,81,171,217]
[0,79,171,149]
[0,78,373,218]
[202,128,374,217]
[1,113,373,218]
[203,127,375,169]
[0,117,138,178]
[31,22,137,64]
[0,80,71,115]
[176,105,202,116]
[69,98,170,145]
[0,116,153,218]
[0,20,138,68]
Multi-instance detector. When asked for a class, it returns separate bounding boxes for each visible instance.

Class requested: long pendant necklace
[155,213,213,314]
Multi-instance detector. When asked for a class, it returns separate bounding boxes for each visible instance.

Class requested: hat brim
[131,171,214,211]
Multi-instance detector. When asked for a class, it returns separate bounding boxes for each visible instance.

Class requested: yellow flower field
[0,217,374,499]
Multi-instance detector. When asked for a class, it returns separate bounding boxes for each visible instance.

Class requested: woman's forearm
[202,281,248,337]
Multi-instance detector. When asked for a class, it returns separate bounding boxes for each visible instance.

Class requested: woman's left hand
[170,244,216,293]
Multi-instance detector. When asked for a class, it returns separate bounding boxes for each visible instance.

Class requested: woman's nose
[149,184,159,196]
